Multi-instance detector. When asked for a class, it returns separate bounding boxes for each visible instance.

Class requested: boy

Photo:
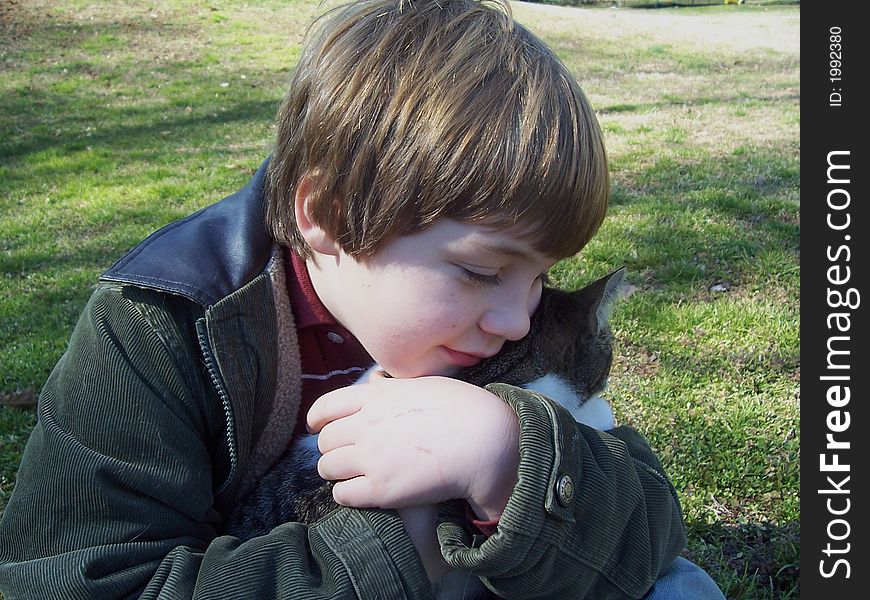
[0,0,723,598]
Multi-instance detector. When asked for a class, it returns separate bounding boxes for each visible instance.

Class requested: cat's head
[457,267,626,401]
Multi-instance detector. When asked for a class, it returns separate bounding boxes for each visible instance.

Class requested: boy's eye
[459,267,550,290]
[460,267,502,289]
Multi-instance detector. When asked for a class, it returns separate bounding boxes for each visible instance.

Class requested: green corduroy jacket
[0,161,686,599]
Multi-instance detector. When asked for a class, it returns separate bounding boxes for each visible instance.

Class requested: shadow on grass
[601,149,799,291]
[597,91,801,115]
[685,519,800,599]
[1,91,278,164]
[2,2,285,163]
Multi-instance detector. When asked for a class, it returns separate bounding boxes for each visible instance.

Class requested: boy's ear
[294,173,340,257]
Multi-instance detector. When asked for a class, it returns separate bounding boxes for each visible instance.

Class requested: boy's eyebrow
[472,240,543,261]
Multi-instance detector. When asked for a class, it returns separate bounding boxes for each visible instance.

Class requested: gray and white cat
[224,268,626,599]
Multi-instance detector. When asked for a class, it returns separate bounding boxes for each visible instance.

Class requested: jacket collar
[100,159,274,307]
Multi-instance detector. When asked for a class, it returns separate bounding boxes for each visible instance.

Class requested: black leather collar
[101,159,274,307]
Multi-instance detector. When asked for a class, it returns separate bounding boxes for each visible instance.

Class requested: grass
[1,0,799,597]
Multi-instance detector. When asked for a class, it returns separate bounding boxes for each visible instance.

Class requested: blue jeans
[644,557,726,600]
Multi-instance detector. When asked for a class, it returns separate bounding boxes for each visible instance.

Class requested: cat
[223,267,626,599]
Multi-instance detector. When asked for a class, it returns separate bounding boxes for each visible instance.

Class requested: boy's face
[313,219,556,379]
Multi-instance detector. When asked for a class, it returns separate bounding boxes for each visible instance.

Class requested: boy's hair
[266,0,608,261]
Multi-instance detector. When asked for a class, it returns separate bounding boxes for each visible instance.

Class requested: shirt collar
[287,248,338,329]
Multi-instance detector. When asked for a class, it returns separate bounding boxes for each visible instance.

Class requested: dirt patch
[687,520,800,597]
[0,0,36,52]
[0,388,37,408]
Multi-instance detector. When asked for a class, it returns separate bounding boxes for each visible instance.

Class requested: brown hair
[266,0,609,260]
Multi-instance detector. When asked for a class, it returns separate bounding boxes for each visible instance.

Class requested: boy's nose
[478,299,533,342]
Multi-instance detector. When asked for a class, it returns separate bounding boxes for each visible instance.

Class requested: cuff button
[556,474,575,506]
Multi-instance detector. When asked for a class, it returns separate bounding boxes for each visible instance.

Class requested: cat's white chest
[522,373,615,430]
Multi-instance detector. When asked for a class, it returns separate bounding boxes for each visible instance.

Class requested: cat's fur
[224,268,626,598]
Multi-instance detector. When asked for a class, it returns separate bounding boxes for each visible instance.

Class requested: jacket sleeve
[0,285,433,599]
[437,383,686,600]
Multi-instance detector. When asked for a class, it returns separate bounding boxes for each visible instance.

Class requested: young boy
[0,0,724,598]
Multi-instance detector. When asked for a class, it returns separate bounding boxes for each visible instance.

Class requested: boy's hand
[307,374,519,521]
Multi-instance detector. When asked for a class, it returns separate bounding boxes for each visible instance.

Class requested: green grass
[1,1,799,597]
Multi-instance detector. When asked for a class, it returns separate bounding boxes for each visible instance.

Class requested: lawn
[1,0,799,597]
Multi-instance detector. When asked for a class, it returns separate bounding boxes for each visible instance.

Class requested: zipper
[196,318,238,496]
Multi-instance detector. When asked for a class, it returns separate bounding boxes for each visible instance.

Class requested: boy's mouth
[442,346,487,368]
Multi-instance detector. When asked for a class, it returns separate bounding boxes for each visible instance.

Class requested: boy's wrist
[464,400,520,521]
[466,497,507,523]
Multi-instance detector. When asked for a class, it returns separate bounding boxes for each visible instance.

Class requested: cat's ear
[587,267,627,334]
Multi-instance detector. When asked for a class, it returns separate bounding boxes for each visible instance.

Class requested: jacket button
[556,474,575,507]
[327,332,344,344]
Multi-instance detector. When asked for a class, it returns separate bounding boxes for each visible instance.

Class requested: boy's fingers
[317,414,362,453]
[331,476,377,508]
[306,388,364,433]
[317,445,365,482]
